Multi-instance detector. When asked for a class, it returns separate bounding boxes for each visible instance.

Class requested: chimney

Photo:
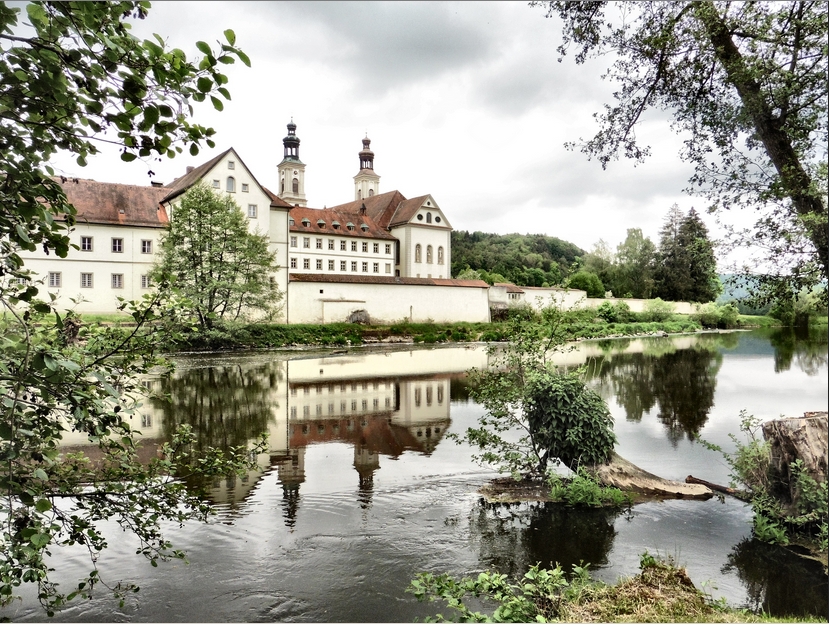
[359,202,367,216]
[186,166,194,174]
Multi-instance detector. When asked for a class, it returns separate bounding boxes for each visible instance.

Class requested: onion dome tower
[277,119,307,207]
[353,134,380,201]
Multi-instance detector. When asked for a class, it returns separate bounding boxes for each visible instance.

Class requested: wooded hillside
[451,231,584,286]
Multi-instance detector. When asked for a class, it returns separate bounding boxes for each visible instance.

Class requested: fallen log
[685,475,737,496]
[593,453,713,500]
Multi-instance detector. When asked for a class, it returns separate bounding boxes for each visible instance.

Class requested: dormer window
[346,222,355,231]
[289,218,295,226]
[301,218,310,227]
[317,219,326,228]
[226,177,235,192]
[360,223,369,231]
[332,221,340,229]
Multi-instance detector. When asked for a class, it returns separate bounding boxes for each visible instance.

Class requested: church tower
[277,120,307,207]
[353,135,380,201]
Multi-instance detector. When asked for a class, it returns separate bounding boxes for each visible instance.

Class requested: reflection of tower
[274,448,306,528]
[353,444,380,509]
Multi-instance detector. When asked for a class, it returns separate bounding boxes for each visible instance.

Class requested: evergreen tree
[154,183,282,329]
[655,206,719,302]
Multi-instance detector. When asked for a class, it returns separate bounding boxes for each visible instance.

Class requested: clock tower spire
[277,119,307,207]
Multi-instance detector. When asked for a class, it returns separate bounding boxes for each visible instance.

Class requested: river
[5,327,828,621]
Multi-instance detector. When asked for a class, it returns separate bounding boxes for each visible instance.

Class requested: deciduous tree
[539,1,828,302]
[153,183,282,330]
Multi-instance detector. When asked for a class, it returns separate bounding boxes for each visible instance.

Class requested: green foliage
[451,231,583,287]
[542,1,828,300]
[614,229,657,299]
[640,298,675,322]
[0,1,253,614]
[566,271,605,298]
[596,301,633,324]
[153,182,282,330]
[547,467,631,507]
[692,303,741,329]
[458,304,616,477]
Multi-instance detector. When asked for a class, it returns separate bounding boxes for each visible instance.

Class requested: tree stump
[761,412,828,514]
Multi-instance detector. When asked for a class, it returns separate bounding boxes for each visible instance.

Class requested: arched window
[292,177,299,193]
[437,385,444,404]
[414,387,421,407]
[281,181,285,193]
[426,211,432,223]
[226,177,235,192]
[357,189,362,199]
[426,245,433,263]
[437,246,444,264]
[426,386,433,406]
[415,244,422,263]
[368,189,374,197]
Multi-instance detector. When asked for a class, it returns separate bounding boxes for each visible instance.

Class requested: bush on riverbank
[409,553,775,622]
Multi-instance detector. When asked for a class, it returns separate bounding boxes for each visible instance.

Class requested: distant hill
[451,231,584,286]
[717,274,771,314]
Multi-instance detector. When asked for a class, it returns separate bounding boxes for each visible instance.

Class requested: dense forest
[451,231,584,287]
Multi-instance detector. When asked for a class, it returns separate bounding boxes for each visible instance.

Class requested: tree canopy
[539,1,827,302]
[0,1,256,614]
[154,183,283,329]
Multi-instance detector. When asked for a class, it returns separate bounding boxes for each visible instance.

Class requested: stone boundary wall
[581,297,697,315]
[286,280,491,324]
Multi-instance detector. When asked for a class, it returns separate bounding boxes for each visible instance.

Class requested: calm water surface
[5,328,828,622]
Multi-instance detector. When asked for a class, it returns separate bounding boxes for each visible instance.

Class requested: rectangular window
[339,240,346,251]
[80,272,93,288]
[328,259,335,271]
[141,239,152,254]
[227,160,235,169]
[290,257,297,269]
[373,243,379,254]
[328,239,335,250]
[241,183,249,192]
[315,238,322,249]
[340,260,346,271]
[373,262,379,273]
[351,241,357,252]
[351,261,357,272]
[303,237,310,248]
[385,244,391,255]
[48,272,61,288]
[362,262,368,273]
[385,263,391,274]
[80,236,93,252]
[141,274,151,289]
[290,236,297,247]
[111,273,124,289]
[315,259,323,270]
[247,204,257,219]
[111,238,123,253]
[212,179,220,188]
[303,258,310,270]
[362,242,368,253]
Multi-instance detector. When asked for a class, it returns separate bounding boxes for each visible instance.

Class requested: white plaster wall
[393,224,451,279]
[581,297,697,315]
[288,234,396,277]
[287,281,490,324]
[520,287,588,311]
[16,222,163,313]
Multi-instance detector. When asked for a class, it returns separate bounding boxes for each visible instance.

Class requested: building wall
[287,280,490,324]
[16,222,163,313]
[581,297,697,315]
[287,233,396,278]
[393,224,451,279]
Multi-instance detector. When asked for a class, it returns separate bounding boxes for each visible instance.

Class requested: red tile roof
[58,178,169,227]
[288,207,396,240]
[327,190,408,229]
[289,273,489,288]
[494,282,525,294]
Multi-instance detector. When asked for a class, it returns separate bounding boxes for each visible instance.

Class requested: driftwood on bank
[592,453,713,500]
[685,475,738,496]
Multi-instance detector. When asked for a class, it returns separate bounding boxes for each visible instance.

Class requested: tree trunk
[761,412,828,514]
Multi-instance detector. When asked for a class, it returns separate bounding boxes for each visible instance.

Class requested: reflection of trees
[450,376,474,403]
[585,346,722,444]
[153,363,276,452]
[765,326,828,376]
[724,538,828,619]
[468,500,620,578]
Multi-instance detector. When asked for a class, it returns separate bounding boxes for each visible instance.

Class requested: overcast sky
[50,1,736,261]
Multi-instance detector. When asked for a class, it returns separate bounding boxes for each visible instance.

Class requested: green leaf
[35,499,52,513]
[224,29,236,45]
[121,152,137,162]
[237,50,251,67]
[195,41,211,55]
[210,96,223,111]
[196,76,213,93]
[30,533,50,548]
